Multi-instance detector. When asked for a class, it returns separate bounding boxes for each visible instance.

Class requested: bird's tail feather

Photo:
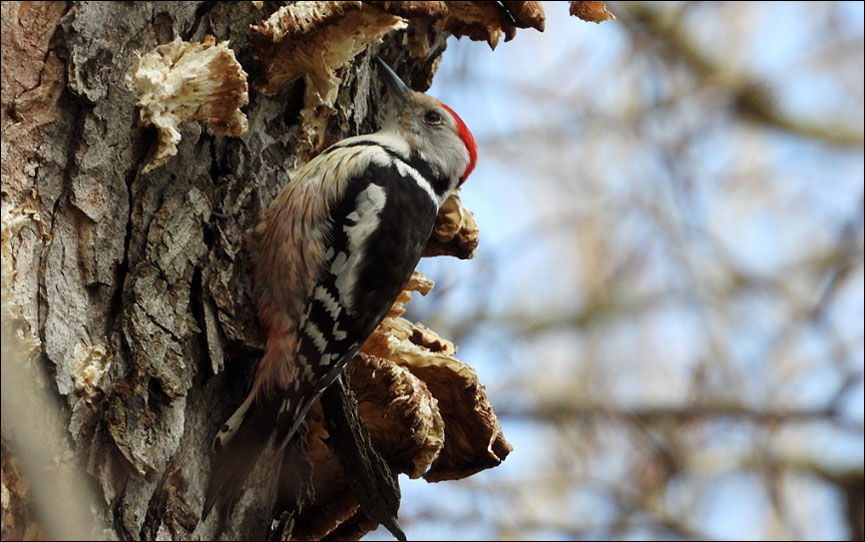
[202,395,279,519]
[202,390,319,520]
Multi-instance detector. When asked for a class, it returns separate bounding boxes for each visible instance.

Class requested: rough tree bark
[0,1,555,540]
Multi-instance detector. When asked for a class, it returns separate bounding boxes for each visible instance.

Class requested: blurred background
[373,2,865,540]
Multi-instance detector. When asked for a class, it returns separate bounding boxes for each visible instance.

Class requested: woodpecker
[203,57,477,517]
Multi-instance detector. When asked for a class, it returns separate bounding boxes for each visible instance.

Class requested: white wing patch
[330,251,347,275]
[334,183,387,313]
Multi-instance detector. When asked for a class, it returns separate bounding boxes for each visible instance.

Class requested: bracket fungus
[127,36,249,173]
[250,2,408,154]
[250,1,546,155]
[570,1,616,23]
[360,269,512,483]
[423,194,480,259]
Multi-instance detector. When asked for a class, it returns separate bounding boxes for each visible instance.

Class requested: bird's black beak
[375,56,410,101]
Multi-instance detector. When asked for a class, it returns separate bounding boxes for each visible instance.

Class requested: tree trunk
[1,1,529,540]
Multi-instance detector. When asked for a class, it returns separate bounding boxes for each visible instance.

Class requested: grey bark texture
[1,2,430,539]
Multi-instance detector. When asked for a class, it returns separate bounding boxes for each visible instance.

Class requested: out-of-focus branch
[398,492,708,540]
[437,233,863,340]
[776,460,863,541]
[497,401,865,433]
[619,2,865,148]
[1,321,104,539]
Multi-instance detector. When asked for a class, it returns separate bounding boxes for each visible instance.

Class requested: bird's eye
[424,111,443,126]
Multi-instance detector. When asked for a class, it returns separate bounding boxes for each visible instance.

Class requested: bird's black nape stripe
[323,139,383,155]
[403,150,450,197]
[325,141,452,198]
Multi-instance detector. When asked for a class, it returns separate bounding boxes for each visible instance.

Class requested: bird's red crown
[440,102,477,184]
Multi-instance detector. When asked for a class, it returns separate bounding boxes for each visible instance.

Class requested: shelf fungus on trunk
[249,2,408,156]
[127,36,249,173]
[422,193,480,259]
[359,270,512,483]
[569,1,616,23]
[248,1,546,158]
